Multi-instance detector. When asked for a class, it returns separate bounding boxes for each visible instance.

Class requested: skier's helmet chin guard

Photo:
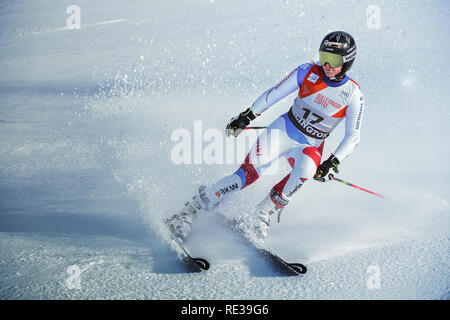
[319,31,356,79]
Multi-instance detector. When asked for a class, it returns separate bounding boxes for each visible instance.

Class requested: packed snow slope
[0,0,449,299]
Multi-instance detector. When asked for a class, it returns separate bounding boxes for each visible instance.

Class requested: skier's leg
[234,114,301,188]
[251,141,324,239]
[194,115,297,210]
[272,141,324,205]
[167,115,295,241]
[263,112,324,206]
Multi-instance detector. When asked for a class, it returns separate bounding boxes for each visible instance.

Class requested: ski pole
[328,174,385,198]
[245,126,268,130]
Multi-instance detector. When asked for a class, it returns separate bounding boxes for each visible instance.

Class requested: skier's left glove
[225,108,256,137]
[314,155,340,182]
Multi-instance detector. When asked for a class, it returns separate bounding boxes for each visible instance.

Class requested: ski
[250,237,307,276]
[217,213,307,276]
[165,225,210,273]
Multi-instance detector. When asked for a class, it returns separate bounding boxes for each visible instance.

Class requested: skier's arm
[226,64,311,137]
[333,90,364,162]
[250,65,309,115]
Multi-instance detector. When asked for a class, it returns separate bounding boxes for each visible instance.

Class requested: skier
[167,31,364,241]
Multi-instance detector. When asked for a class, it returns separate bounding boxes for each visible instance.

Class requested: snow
[0,0,449,300]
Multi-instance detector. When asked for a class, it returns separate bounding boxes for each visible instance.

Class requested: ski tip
[193,258,210,271]
[288,263,307,274]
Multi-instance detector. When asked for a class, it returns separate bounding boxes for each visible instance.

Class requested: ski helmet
[319,31,356,78]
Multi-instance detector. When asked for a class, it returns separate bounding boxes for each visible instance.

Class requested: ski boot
[166,198,201,242]
[238,189,287,240]
[166,185,214,242]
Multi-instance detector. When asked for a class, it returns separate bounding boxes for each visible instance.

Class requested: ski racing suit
[198,62,364,211]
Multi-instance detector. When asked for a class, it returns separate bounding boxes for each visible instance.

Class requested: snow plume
[81,57,244,238]
[82,67,173,235]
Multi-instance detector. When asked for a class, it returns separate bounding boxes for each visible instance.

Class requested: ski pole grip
[328,173,335,180]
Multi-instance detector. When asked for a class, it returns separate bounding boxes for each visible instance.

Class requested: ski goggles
[319,51,344,68]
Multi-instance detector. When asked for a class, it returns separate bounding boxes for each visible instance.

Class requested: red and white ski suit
[200,62,364,209]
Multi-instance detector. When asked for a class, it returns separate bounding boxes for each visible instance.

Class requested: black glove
[225,108,256,137]
[314,155,340,182]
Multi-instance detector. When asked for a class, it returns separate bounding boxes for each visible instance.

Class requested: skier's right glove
[225,108,256,137]
[314,155,340,182]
